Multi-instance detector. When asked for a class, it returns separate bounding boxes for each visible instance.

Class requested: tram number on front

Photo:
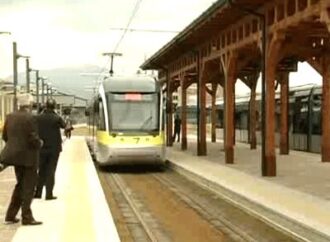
[133,137,140,144]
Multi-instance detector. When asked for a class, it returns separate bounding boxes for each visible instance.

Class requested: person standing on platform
[35,99,66,200]
[64,115,74,139]
[1,94,43,225]
[172,114,181,142]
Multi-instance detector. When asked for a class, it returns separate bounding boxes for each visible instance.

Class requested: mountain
[12,65,106,101]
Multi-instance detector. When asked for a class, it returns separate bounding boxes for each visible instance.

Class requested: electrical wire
[113,0,144,52]
[91,0,144,89]
[109,27,180,34]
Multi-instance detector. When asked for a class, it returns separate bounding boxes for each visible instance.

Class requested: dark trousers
[36,151,60,198]
[5,165,37,221]
[172,128,181,142]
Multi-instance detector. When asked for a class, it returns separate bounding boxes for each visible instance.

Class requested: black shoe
[45,196,57,200]
[0,163,7,172]
[22,219,42,226]
[4,218,20,224]
[34,194,41,199]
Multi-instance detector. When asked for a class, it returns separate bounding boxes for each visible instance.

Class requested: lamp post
[46,83,52,100]
[102,52,122,76]
[26,58,31,93]
[13,41,29,111]
[0,31,11,119]
[29,69,40,112]
[40,77,47,104]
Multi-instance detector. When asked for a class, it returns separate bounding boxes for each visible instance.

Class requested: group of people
[0,94,71,226]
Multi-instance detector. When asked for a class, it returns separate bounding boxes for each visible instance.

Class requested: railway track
[97,165,301,242]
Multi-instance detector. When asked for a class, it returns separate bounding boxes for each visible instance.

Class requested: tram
[175,84,322,153]
[87,75,166,166]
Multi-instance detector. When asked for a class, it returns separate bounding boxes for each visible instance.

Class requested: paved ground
[0,167,18,242]
[176,134,330,201]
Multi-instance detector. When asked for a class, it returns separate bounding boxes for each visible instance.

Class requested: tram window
[275,113,280,132]
[98,101,106,131]
[216,110,223,128]
[292,99,308,134]
[235,111,248,129]
[312,111,321,135]
[312,96,321,135]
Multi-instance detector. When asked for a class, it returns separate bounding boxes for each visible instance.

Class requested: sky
[0,0,322,94]
[0,0,216,77]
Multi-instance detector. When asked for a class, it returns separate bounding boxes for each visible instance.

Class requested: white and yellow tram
[87,75,166,166]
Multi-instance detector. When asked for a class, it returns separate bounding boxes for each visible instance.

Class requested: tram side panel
[180,85,322,154]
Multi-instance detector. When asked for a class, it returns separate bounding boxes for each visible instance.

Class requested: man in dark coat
[172,114,181,142]
[1,94,43,225]
[35,99,66,200]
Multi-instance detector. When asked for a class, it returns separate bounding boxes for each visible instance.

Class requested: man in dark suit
[35,99,66,200]
[172,114,181,142]
[1,94,43,225]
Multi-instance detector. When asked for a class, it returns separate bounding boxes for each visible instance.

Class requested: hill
[12,65,106,100]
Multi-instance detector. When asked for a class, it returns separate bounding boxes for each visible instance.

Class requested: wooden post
[264,34,284,176]
[198,67,207,156]
[166,74,173,147]
[279,72,289,155]
[321,56,330,162]
[222,53,237,164]
[233,83,236,145]
[211,81,217,142]
[265,65,276,175]
[181,78,187,150]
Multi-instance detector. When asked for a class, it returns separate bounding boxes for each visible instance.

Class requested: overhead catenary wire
[91,0,144,89]
[109,27,180,34]
[113,0,144,53]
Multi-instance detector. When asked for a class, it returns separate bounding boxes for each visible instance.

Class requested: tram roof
[102,75,160,93]
[141,0,265,70]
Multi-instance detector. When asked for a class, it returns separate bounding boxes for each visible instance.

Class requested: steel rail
[152,173,258,242]
[111,174,158,242]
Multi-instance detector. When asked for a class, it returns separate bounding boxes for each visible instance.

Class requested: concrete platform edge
[83,140,121,242]
[167,160,330,242]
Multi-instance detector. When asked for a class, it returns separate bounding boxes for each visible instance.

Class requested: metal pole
[110,55,114,76]
[46,84,49,100]
[102,52,122,76]
[35,71,40,112]
[26,58,30,93]
[13,42,18,111]
[41,78,45,104]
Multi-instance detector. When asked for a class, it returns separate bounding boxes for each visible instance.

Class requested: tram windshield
[107,92,159,133]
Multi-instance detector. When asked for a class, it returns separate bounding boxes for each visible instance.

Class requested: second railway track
[97,165,302,242]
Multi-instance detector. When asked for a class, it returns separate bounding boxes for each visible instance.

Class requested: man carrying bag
[0,94,43,225]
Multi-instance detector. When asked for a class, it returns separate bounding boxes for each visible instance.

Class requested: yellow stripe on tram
[96,130,164,146]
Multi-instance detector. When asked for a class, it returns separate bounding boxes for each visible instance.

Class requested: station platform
[167,134,330,241]
[0,137,120,242]
[1,133,330,241]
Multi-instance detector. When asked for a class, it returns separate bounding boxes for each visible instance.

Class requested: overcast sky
[0,0,322,94]
[0,0,216,77]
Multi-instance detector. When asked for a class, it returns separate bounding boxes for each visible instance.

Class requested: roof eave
[140,0,228,70]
